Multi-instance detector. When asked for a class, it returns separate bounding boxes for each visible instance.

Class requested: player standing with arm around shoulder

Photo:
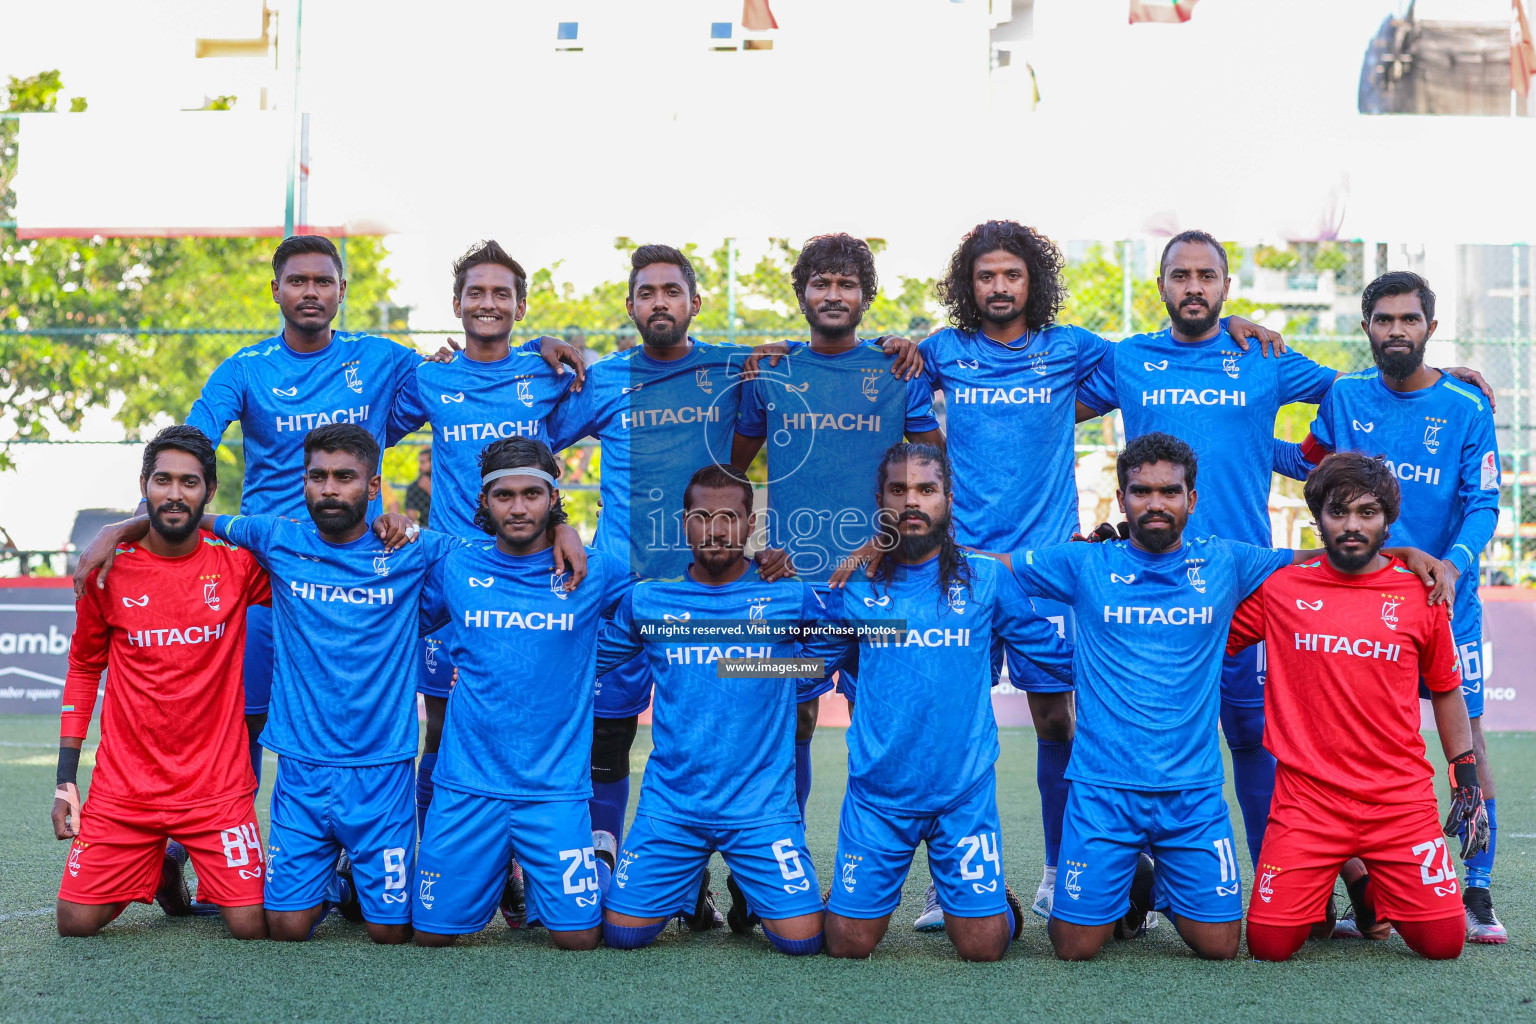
[821,444,1073,962]
[1229,452,1486,962]
[1273,272,1507,943]
[53,427,271,938]
[411,439,630,950]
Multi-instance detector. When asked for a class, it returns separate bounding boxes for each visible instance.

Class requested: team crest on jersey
[1063,859,1085,901]
[1257,864,1279,903]
[373,554,391,577]
[343,360,363,395]
[862,373,881,402]
[840,853,862,894]
[67,840,87,877]
[695,368,714,395]
[747,597,772,620]
[424,640,440,674]
[1185,561,1208,595]
[946,580,968,614]
[516,379,534,408]
[1481,451,1499,490]
[1221,350,1241,380]
[1031,351,1049,376]
[418,870,439,910]
[199,573,222,611]
[1423,416,1445,455]
[615,850,639,889]
[1380,593,1403,631]
[550,571,569,600]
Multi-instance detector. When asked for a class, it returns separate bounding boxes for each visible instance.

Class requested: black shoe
[500,860,528,929]
[1004,885,1025,941]
[725,872,760,935]
[335,851,364,923]
[1113,852,1155,940]
[685,867,724,932]
[155,840,193,917]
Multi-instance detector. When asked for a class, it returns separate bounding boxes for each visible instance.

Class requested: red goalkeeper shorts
[59,791,265,908]
[1247,766,1462,926]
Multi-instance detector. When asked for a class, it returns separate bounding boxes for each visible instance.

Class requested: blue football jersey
[1010,536,1291,791]
[387,350,572,540]
[212,514,460,766]
[737,341,939,581]
[596,564,841,829]
[419,545,631,800]
[548,341,752,580]
[822,553,1073,815]
[920,325,1111,550]
[187,332,422,519]
[1076,327,1336,547]
[1306,370,1501,640]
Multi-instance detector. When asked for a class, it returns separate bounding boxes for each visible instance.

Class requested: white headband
[482,467,559,488]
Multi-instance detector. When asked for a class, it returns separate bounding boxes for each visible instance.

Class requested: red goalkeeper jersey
[1227,556,1460,805]
[63,532,271,809]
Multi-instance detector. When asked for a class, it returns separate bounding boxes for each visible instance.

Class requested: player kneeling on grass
[53,426,271,939]
[1228,452,1487,962]
[595,464,845,954]
[822,443,1074,962]
[411,439,630,950]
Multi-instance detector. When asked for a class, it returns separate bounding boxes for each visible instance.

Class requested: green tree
[1,71,397,510]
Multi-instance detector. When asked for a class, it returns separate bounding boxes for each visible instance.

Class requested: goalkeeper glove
[1443,750,1489,859]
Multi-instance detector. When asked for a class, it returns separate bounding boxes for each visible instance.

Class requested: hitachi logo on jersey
[274,406,369,433]
[666,644,773,664]
[440,420,540,443]
[951,385,1052,405]
[619,406,720,429]
[128,623,226,647]
[868,628,972,648]
[289,581,394,605]
[1103,605,1214,625]
[779,412,883,432]
[1293,633,1401,661]
[1141,388,1247,407]
[1384,460,1441,486]
[462,609,575,630]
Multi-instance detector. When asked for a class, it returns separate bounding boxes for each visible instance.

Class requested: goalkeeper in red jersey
[1226,452,1488,961]
[51,426,272,939]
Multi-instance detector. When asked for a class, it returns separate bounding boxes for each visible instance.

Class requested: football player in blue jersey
[387,240,584,844]
[595,464,842,954]
[820,443,1071,961]
[412,438,630,950]
[896,221,1283,925]
[547,245,791,854]
[1273,271,1507,943]
[1073,233,1493,874]
[73,235,580,795]
[732,233,944,832]
[991,432,1449,962]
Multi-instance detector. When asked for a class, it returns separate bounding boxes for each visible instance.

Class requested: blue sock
[1002,901,1017,947]
[763,926,824,956]
[1221,701,1274,869]
[1465,797,1497,888]
[590,778,630,847]
[416,752,438,835]
[335,874,355,907]
[794,738,813,826]
[305,902,333,940]
[249,733,263,789]
[603,919,666,949]
[1036,739,1071,867]
[596,857,613,897]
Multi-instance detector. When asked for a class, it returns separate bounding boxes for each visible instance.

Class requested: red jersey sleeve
[62,574,109,740]
[240,548,272,608]
[1226,580,1268,656]
[1419,601,1461,693]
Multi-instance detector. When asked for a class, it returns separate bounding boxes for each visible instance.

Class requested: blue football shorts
[242,603,274,716]
[595,650,653,720]
[994,597,1074,693]
[1219,642,1266,708]
[1418,632,1485,719]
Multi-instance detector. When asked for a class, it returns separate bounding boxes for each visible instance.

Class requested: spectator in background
[404,446,432,528]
